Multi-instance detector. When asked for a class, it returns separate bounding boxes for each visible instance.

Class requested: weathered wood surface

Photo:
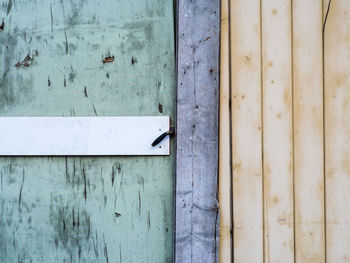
[293,0,325,261]
[0,0,175,262]
[220,0,350,262]
[262,1,294,261]
[176,0,220,262]
[324,0,350,261]
[230,0,263,262]
[219,0,231,262]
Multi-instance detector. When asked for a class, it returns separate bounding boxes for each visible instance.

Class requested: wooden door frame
[175,1,220,262]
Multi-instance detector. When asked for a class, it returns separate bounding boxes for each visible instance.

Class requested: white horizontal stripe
[0,116,170,156]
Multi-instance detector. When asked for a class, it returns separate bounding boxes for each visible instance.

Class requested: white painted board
[0,116,170,156]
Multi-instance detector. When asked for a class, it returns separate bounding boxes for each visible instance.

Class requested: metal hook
[152,127,175,147]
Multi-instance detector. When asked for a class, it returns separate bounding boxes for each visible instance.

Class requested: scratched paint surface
[0,0,174,262]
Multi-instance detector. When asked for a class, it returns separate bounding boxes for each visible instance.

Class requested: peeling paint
[131,56,137,65]
[103,56,114,64]
[0,19,4,31]
[0,0,175,262]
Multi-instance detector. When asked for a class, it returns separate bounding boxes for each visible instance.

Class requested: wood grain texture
[324,0,350,261]
[219,0,232,262]
[292,0,325,262]
[261,0,294,261]
[230,0,263,262]
[175,0,220,262]
[219,0,350,262]
[0,0,175,262]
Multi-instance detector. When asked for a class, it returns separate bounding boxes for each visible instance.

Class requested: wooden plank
[324,0,350,261]
[219,0,231,261]
[0,0,175,262]
[292,0,325,262]
[176,0,220,262]
[0,117,170,156]
[261,0,294,261]
[230,0,263,262]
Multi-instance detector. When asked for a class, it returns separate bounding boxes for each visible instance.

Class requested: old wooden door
[0,0,175,262]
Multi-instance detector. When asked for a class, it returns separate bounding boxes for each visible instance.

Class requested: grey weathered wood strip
[175,0,220,262]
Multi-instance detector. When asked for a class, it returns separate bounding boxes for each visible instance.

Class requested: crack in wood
[323,0,332,33]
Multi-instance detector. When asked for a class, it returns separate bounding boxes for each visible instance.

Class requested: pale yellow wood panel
[324,0,350,261]
[293,0,325,262]
[219,0,232,261]
[261,0,294,262]
[230,0,263,262]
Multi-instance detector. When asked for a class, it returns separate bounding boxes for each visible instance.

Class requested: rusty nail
[103,56,115,64]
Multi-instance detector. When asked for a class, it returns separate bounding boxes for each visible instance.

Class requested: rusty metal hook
[152,127,175,147]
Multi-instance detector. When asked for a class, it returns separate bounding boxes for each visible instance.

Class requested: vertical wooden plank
[219,0,232,262]
[293,0,325,262]
[230,0,263,262]
[324,0,350,261]
[261,0,294,262]
[176,0,220,262]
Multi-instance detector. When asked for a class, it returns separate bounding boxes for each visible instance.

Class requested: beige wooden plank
[324,0,350,262]
[261,0,294,262]
[230,0,263,261]
[219,0,232,261]
[292,0,325,262]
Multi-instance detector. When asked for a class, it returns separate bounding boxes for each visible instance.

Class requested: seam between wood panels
[216,3,222,261]
[228,0,234,262]
[217,0,228,261]
[259,0,265,262]
[191,59,195,263]
[228,0,234,261]
[174,1,179,262]
[216,0,220,257]
[322,1,332,262]
[227,0,233,262]
[290,0,296,262]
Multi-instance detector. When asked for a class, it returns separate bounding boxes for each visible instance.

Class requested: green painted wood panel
[0,0,175,262]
